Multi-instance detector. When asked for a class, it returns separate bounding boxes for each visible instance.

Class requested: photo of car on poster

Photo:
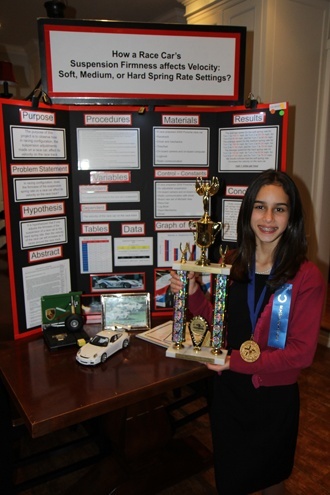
[91,273,145,292]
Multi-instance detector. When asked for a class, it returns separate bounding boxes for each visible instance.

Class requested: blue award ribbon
[268,283,292,349]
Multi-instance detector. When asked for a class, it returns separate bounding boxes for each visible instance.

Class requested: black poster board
[0,100,288,338]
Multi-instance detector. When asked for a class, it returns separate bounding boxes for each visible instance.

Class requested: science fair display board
[0,100,288,338]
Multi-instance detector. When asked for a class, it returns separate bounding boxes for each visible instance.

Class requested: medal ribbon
[268,283,292,349]
[248,262,272,336]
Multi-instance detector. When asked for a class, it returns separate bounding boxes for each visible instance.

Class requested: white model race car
[76,329,130,365]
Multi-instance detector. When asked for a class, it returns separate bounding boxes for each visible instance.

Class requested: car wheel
[123,283,131,288]
[101,353,107,363]
[65,314,84,331]
[123,339,129,348]
[99,283,107,289]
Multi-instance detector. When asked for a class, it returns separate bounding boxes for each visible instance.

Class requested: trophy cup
[166,177,230,365]
[189,176,222,266]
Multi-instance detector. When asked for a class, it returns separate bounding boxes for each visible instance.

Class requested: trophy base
[166,344,227,365]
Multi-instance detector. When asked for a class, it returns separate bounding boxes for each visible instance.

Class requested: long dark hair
[230,169,307,289]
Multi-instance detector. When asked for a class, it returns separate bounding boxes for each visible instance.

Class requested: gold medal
[240,339,260,362]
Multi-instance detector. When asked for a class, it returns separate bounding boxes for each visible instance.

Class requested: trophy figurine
[189,177,222,266]
[166,176,230,365]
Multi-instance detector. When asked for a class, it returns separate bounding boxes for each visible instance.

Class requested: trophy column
[171,269,188,348]
[212,271,228,354]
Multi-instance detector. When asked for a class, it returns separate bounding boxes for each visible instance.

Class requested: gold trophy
[166,177,230,365]
[189,177,222,266]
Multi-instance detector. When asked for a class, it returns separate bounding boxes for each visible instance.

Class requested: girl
[170,169,326,495]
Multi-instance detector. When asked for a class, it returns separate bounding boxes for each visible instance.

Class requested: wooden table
[0,318,214,493]
[0,325,210,437]
[0,321,212,438]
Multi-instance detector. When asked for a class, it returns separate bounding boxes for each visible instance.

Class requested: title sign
[38,20,246,105]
